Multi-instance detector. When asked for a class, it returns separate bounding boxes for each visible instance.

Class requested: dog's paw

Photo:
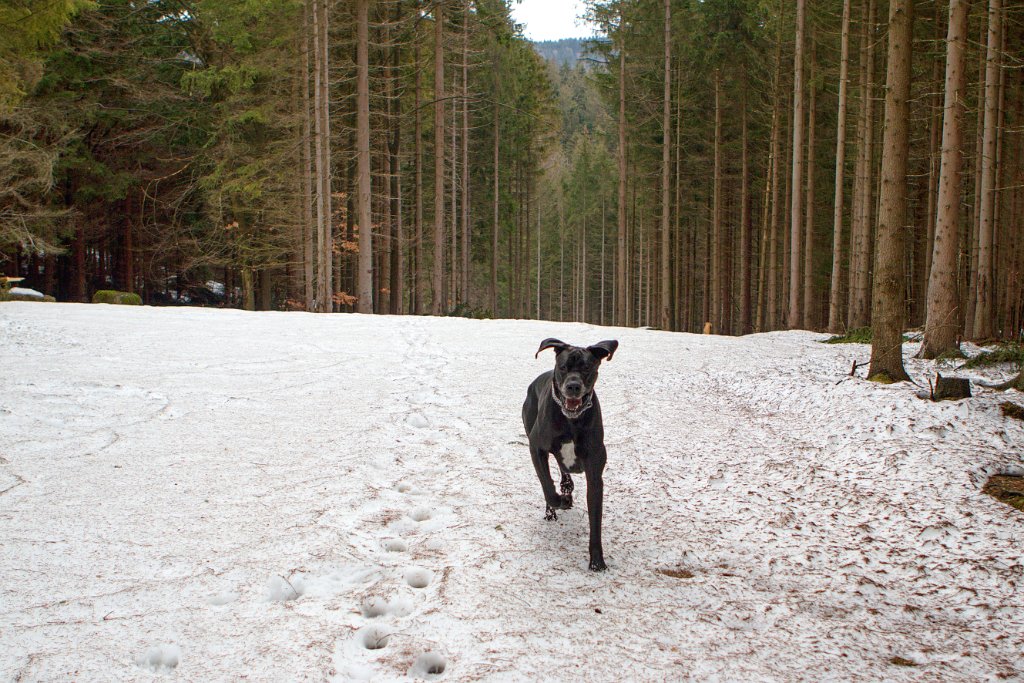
[547,494,572,510]
[544,506,558,521]
[588,557,607,572]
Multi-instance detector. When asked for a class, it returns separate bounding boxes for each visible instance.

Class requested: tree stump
[931,373,971,401]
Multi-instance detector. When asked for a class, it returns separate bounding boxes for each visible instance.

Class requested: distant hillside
[532,38,590,67]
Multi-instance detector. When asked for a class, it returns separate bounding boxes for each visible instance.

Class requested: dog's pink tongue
[566,397,582,410]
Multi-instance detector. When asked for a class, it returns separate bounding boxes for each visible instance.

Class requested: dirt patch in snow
[1000,401,1024,421]
[657,568,695,579]
[983,475,1024,513]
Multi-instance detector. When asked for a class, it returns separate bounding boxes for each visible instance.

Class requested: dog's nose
[564,380,583,397]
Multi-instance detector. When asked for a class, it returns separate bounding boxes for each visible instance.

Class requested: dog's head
[535,338,618,417]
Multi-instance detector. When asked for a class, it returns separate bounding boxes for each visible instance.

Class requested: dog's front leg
[584,453,607,571]
[530,446,568,520]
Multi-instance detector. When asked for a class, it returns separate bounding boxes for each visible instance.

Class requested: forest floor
[1,302,1023,681]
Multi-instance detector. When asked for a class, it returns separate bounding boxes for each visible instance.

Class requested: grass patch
[983,475,1024,513]
[658,568,695,579]
[889,656,918,667]
[936,348,968,362]
[823,327,872,344]
[961,343,1024,369]
[1001,402,1024,421]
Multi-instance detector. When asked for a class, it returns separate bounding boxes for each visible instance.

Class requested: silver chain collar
[551,383,594,420]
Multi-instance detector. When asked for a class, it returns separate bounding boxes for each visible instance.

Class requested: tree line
[1,0,1022,376]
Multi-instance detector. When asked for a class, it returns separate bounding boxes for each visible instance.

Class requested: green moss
[962,343,1024,369]
[936,348,967,362]
[1,291,55,302]
[92,290,142,306]
[868,372,897,384]
[823,327,872,344]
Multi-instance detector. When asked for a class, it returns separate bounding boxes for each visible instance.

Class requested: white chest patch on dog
[560,441,577,468]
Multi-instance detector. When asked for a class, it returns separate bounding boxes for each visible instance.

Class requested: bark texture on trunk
[802,39,816,330]
[787,0,806,330]
[827,0,851,332]
[356,0,373,313]
[973,0,1001,339]
[616,36,628,327]
[869,0,913,382]
[849,0,876,329]
[659,0,672,331]
[921,0,971,359]
[432,1,445,315]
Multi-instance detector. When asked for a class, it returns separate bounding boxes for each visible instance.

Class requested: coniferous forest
[2,0,1023,375]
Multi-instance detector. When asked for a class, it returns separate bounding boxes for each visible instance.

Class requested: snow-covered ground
[1,302,1022,681]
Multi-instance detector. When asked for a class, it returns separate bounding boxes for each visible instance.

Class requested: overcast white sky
[508,0,598,42]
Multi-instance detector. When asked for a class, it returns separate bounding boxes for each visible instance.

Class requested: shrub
[961,343,1024,369]
[823,327,872,344]
[92,290,143,306]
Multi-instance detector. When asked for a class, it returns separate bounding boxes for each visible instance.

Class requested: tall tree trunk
[788,0,806,329]
[389,2,404,315]
[356,0,373,313]
[868,0,913,382]
[740,87,752,335]
[965,23,986,339]
[450,97,458,306]
[802,38,817,330]
[601,200,607,325]
[659,0,671,331]
[616,35,628,327]
[921,0,971,358]
[922,0,944,295]
[491,99,499,316]
[432,1,445,315]
[674,65,684,332]
[973,0,1001,339]
[828,0,852,332]
[242,268,255,312]
[766,0,784,330]
[461,1,470,307]
[849,0,876,328]
[301,1,315,312]
[72,227,85,302]
[711,69,722,332]
[312,0,333,313]
[414,14,425,314]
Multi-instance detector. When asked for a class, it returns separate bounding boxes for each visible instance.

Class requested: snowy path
[1,303,1022,681]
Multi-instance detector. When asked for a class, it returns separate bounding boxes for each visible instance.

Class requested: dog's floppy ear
[535,338,569,359]
[588,340,619,362]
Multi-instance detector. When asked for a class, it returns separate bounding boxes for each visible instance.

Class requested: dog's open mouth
[564,397,583,411]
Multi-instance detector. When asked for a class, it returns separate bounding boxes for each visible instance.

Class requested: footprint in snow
[264,575,304,602]
[357,625,392,650]
[406,413,430,429]
[405,567,433,588]
[383,538,408,552]
[206,590,239,606]
[407,507,433,522]
[409,651,447,678]
[361,596,414,618]
[136,644,181,673]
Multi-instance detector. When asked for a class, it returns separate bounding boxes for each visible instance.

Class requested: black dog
[521,338,619,571]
